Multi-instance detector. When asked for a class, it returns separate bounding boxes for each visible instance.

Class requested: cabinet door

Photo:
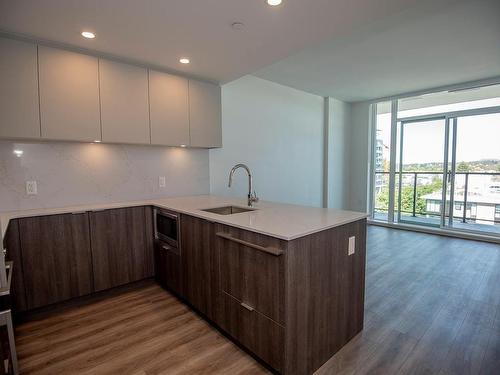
[154,241,167,287]
[90,207,153,292]
[0,37,40,139]
[38,46,101,141]
[149,70,189,146]
[188,80,221,148]
[18,213,93,309]
[154,241,181,295]
[99,59,150,144]
[180,215,218,320]
[3,220,28,312]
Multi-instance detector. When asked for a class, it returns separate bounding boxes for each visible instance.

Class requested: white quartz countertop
[0,195,368,241]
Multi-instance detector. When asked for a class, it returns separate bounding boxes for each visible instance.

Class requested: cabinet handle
[215,232,283,256]
[240,302,254,312]
[161,245,172,252]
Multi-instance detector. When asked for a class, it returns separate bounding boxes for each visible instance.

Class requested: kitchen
[1,1,500,374]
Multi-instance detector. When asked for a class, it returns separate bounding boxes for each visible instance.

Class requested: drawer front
[216,224,286,324]
[220,291,284,372]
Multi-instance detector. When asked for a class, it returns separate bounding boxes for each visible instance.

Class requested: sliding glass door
[443,110,500,235]
[397,117,447,227]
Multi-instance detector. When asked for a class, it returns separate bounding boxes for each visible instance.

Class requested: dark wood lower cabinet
[154,240,181,295]
[284,219,367,375]
[215,224,287,373]
[4,205,366,375]
[183,215,366,375]
[180,214,219,321]
[18,213,93,309]
[90,206,154,292]
[3,206,155,313]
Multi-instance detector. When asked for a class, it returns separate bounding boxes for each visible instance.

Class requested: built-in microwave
[154,208,179,248]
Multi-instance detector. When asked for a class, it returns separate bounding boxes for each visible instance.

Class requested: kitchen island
[2,195,367,375]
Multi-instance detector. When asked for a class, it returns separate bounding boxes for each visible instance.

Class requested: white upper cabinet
[188,80,222,148]
[0,38,40,139]
[0,39,222,148]
[149,70,189,146]
[38,46,101,142]
[99,59,150,144]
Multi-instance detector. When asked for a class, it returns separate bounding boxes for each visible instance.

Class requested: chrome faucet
[228,164,259,207]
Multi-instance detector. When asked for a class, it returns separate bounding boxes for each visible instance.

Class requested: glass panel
[156,213,178,241]
[398,119,446,226]
[374,172,389,220]
[373,101,392,221]
[449,112,500,235]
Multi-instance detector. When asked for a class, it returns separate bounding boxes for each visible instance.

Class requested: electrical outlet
[158,176,166,188]
[26,180,37,195]
[348,236,355,255]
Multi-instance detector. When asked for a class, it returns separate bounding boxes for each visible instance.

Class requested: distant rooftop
[423,191,500,205]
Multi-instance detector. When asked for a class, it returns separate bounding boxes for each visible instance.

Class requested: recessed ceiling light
[267,0,282,6]
[180,144,187,148]
[94,140,101,143]
[13,149,23,157]
[231,22,245,31]
[179,58,190,64]
[81,31,96,39]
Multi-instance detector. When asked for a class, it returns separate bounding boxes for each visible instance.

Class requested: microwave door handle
[159,211,178,220]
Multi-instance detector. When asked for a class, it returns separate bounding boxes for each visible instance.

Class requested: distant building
[423,187,500,225]
[375,139,385,193]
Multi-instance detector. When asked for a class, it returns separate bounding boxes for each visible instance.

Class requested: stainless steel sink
[201,206,256,215]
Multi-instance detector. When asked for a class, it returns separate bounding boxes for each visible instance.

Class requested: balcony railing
[374,171,500,224]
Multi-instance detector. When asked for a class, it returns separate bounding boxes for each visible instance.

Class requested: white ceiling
[255,0,500,102]
[1,0,429,83]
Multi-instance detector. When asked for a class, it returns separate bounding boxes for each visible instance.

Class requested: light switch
[348,236,355,255]
[158,176,166,188]
[26,180,37,195]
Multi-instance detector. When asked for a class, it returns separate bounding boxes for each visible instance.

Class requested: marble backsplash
[0,140,210,212]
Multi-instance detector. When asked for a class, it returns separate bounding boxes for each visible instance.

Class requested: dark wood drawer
[219,291,284,373]
[216,224,286,324]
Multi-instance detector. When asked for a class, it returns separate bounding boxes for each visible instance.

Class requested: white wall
[0,141,209,211]
[210,75,325,207]
[326,98,351,209]
[348,101,372,212]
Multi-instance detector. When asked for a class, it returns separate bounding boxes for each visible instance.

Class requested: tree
[456,161,470,172]
[375,176,443,216]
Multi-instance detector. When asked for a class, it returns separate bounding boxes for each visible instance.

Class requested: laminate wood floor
[15,226,500,375]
